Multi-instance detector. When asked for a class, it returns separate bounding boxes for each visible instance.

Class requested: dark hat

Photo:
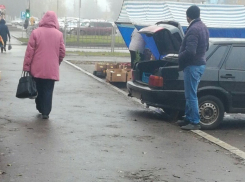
[186,5,200,20]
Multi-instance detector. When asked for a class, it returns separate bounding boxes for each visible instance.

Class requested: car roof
[210,38,245,44]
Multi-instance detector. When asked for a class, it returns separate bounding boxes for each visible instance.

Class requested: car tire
[198,95,224,130]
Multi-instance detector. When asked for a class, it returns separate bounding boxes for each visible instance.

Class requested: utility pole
[74,0,76,15]
[57,0,59,17]
[77,0,81,42]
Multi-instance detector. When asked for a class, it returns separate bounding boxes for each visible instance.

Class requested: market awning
[116,0,245,50]
[116,0,245,28]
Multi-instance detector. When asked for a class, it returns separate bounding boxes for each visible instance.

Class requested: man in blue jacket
[177,5,209,130]
[0,19,10,53]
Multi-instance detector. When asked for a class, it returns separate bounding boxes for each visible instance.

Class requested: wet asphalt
[0,44,245,181]
[69,59,245,154]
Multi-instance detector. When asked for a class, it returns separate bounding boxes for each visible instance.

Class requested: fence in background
[61,24,127,52]
[19,22,127,52]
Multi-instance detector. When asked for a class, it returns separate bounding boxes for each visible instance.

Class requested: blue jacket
[178,18,209,71]
[0,19,10,42]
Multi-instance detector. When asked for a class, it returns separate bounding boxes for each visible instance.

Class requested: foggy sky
[1,0,242,20]
[1,0,27,18]
[1,0,124,20]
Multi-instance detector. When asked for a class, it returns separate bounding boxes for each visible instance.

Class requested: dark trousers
[1,41,6,52]
[34,78,55,116]
[129,50,144,68]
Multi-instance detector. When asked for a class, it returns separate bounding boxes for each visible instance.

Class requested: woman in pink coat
[23,11,65,119]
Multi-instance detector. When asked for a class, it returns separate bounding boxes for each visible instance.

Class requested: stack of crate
[93,62,132,83]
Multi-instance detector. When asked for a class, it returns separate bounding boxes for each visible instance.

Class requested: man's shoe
[4,47,6,52]
[176,119,190,127]
[181,123,201,130]
[42,115,49,119]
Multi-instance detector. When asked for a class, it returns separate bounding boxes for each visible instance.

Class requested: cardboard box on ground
[106,63,119,70]
[95,63,119,72]
[122,69,132,82]
[94,62,132,82]
[106,69,127,82]
[95,63,107,72]
[106,68,132,83]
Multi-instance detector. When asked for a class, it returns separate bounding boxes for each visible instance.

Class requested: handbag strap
[21,71,30,77]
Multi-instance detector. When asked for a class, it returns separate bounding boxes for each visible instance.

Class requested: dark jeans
[184,65,206,124]
[1,41,6,52]
[34,78,55,116]
[130,50,144,68]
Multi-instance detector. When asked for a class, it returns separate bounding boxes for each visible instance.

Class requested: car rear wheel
[199,95,224,130]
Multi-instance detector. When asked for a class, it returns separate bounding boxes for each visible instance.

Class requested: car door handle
[220,74,235,79]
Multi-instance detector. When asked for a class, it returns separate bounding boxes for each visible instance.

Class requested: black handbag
[16,72,37,99]
[8,43,12,50]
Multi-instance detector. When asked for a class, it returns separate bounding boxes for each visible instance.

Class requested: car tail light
[149,75,164,88]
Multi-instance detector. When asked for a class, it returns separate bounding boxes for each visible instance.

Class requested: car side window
[225,46,245,70]
[207,46,228,68]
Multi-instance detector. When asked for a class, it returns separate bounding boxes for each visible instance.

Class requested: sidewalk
[0,46,245,181]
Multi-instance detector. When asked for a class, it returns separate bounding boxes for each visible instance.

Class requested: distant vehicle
[67,21,78,29]
[59,21,65,31]
[0,4,6,19]
[11,18,23,26]
[70,21,114,36]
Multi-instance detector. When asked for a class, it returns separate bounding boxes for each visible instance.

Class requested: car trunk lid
[133,21,183,87]
[138,21,184,58]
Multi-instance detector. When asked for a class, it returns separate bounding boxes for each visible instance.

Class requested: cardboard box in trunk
[106,69,127,82]
[95,63,107,72]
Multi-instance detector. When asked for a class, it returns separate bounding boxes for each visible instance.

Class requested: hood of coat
[39,11,59,29]
[0,19,6,25]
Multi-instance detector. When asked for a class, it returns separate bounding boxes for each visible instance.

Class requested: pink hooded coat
[23,11,65,81]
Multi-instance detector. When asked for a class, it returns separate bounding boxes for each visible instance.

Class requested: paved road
[0,45,245,181]
[206,114,245,152]
[70,57,245,154]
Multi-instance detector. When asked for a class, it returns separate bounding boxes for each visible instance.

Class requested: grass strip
[66,51,129,57]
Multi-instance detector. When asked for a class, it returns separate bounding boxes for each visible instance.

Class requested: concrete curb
[64,60,141,105]
[64,60,245,161]
[192,130,245,160]
[11,35,27,45]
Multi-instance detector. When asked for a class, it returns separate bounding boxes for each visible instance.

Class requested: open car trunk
[133,21,184,86]
[134,56,179,85]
